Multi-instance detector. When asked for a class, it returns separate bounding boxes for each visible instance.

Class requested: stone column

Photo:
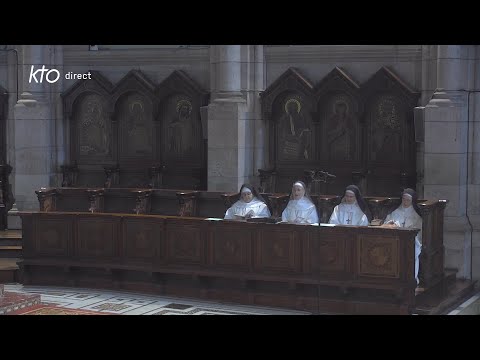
[416,45,438,197]
[4,48,19,229]
[213,45,243,100]
[252,45,267,180]
[52,45,65,187]
[208,45,248,192]
[423,45,472,279]
[469,46,480,280]
[12,45,56,215]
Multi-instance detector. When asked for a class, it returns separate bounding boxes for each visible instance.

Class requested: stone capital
[426,89,467,108]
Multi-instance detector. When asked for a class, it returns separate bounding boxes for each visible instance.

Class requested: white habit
[282,198,319,225]
[385,205,423,284]
[224,198,271,219]
[329,203,369,226]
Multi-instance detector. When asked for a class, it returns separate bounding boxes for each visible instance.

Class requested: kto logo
[29,65,60,84]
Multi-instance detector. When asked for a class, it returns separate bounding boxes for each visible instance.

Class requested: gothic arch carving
[62,71,114,167]
[260,66,420,196]
[314,67,363,194]
[156,70,209,189]
[361,67,420,195]
[260,68,316,191]
[111,70,158,168]
[62,69,209,189]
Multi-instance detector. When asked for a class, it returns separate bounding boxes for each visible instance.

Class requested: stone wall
[0,44,478,280]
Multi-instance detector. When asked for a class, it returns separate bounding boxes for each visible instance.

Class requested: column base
[214,91,245,102]
[426,89,466,108]
[7,204,21,230]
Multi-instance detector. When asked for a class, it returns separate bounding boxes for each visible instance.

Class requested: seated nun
[281,181,319,225]
[383,188,423,285]
[224,184,271,220]
[329,185,370,226]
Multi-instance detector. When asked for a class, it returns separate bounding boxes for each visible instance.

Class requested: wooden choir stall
[19,211,418,315]
[18,186,450,315]
[16,65,461,315]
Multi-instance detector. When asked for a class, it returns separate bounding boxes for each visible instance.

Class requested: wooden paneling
[166,220,206,265]
[62,70,209,190]
[34,217,72,257]
[122,217,163,263]
[19,211,422,314]
[357,235,400,278]
[210,222,252,271]
[260,66,420,196]
[76,216,119,259]
[308,229,348,274]
[255,226,302,274]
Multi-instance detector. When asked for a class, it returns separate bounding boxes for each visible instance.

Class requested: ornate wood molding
[176,191,199,217]
[86,189,105,213]
[35,188,57,212]
[133,190,152,215]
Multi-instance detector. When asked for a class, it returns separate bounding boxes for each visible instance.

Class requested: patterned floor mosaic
[9,304,112,315]
[3,284,310,315]
[4,284,479,315]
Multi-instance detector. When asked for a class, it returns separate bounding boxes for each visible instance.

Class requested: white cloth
[224,198,271,219]
[282,198,319,225]
[328,203,369,226]
[385,205,423,284]
[384,206,423,242]
[414,239,421,285]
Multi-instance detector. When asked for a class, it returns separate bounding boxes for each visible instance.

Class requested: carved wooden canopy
[261,66,420,196]
[62,70,209,189]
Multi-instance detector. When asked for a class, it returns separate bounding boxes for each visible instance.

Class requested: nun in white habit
[281,181,319,225]
[224,184,271,220]
[329,185,370,226]
[384,188,423,285]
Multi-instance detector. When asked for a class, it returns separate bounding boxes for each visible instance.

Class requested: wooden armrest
[86,189,105,196]
[221,192,240,198]
[176,191,199,217]
[133,189,153,196]
[35,188,58,212]
[418,199,446,207]
[176,191,199,198]
[365,197,390,204]
[35,188,57,196]
[268,193,290,200]
[317,194,341,200]
[220,192,240,208]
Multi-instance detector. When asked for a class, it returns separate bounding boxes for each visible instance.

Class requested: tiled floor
[4,284,479,315]
[447,292,480,315]
[3,284,310,315]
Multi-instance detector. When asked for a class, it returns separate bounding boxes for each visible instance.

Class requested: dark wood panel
[34,217,72,257]
[166,220,206,265]
[357,235,400,278]
[122,217,163,263]
[254,226,302,274]
[19,212,425,314]
[76,216,119,259]
[308,230,347,274]
[211,222,252,271]
[260,66,420,196]
[35,186,447,289]
[62,70,209,190]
